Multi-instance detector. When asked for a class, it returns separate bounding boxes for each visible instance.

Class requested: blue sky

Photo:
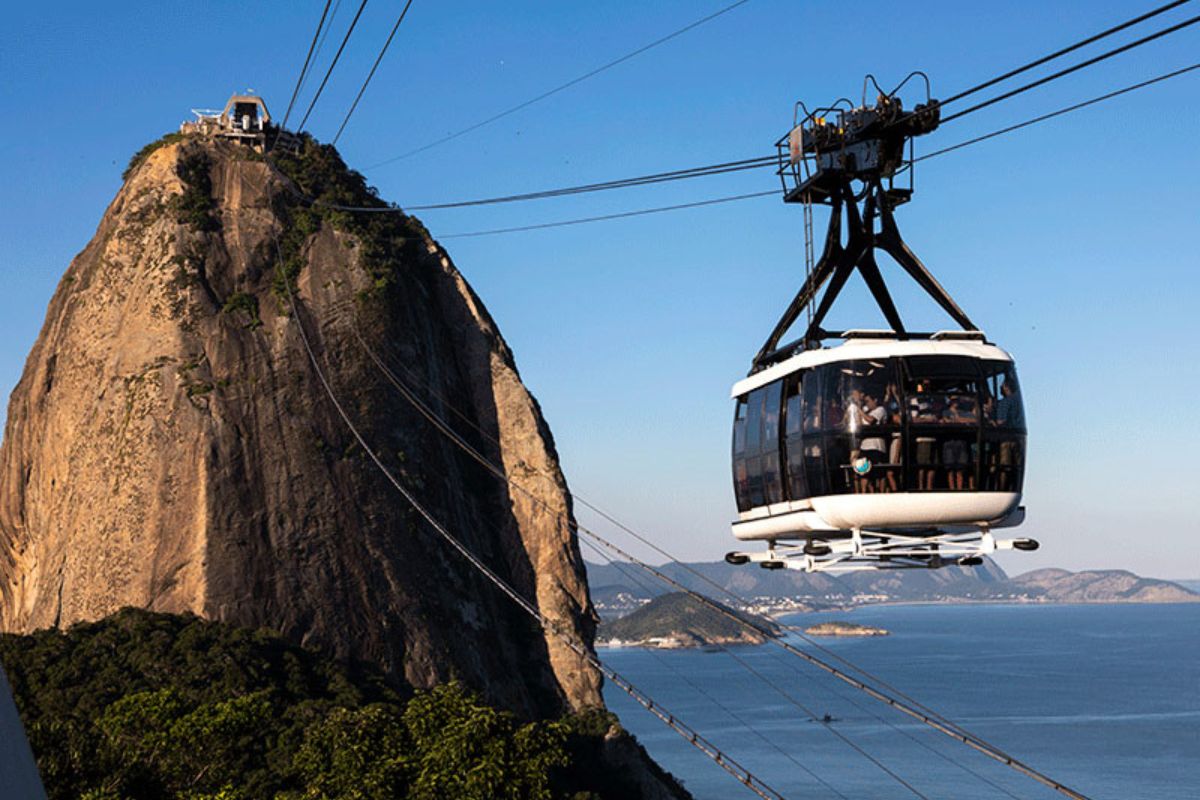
[2,1,1197,577]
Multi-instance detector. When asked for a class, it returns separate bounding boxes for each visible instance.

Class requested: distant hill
[587,559,1199,618]
[1007,569,1200,603]
[598,593,779,648]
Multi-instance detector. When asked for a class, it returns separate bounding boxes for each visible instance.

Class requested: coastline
[768,597,1200,621]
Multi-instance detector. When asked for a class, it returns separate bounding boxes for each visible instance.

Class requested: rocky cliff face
[0,136,603,721]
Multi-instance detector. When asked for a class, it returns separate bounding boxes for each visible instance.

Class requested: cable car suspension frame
[755,87,978,370]
[729,77,1039,574]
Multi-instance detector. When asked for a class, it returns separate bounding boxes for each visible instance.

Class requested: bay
[602,603,1200,799]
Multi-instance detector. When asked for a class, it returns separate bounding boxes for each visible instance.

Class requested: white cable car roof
[731,332,1015,398]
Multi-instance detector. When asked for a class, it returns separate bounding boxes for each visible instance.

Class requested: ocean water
[601,603,1200,800]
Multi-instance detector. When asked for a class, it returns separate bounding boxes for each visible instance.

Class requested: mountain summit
[0,134,601,721]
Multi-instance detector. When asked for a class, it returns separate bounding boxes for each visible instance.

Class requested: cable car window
[820,359,901,494]
[733,458,751,511]
[761,381,783,453]
[784,377,802,437]
[801,366,824,433]
[785,440,807,499]
[746,455,765,508]
[745,388,765,453]
[782,373,808,499]
[732,396,748,458]
[981,361,1026,432]
[762,451,783,505]
[904,356,982,492]
[982,432,1025,493]
[904,356,980,426]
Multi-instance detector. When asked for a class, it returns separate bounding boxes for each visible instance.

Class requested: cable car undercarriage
[727,529,1039,574]
[726,76,1039,573]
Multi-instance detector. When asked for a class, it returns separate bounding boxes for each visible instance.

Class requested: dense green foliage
[0,610,649,800]
[172,150,220,232]
[600,592,779,644]
[268,135,428,302]
[221,291,261,329]
[123,133,186,181]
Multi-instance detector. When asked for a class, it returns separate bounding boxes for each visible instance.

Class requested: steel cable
[280,0,334,133]
[296,0,371,133]
[939,12,1200,124]
[936,0,1194,109]
[332,0,415,145]
[366,0,755,167]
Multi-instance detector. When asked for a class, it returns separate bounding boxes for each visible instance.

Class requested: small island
[804,621,889,637]
[598,592,780,649]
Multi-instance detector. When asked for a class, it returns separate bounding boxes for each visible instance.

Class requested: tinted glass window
[982,433,1025,493]
[981,361,1026,432]
[762,452,783,505]
[802,367,824,433]
[785,438,807,499]
[745,388,765,453]
[732,396,748,457]
[784,376,803,437]
[746,455,765,508]
[761,381,782,454]
[733,458,751,511]
[904,356,980,427]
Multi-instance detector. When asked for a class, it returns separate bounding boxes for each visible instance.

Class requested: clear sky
[2,1,1197,578]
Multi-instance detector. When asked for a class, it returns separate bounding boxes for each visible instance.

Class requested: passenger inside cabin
[826,397,844,429]
[859,394,888,493]
[995,382,1024,428]
[994,382,1024,490]
[885,383,903,492]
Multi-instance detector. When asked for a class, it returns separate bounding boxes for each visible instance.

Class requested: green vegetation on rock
[172,150,220,232]
[123,133,185,181]
[0,609,658,800]
[221,291,261,329]
[268,136,427,302]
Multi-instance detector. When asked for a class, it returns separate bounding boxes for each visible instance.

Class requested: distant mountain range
[585,559,1199,619]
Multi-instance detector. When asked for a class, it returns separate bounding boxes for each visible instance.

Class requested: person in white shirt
[859,394,888,492]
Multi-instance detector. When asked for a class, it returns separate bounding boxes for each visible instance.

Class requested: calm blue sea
[601,603,1200,800]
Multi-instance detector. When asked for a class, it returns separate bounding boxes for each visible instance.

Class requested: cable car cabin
[730,333,1026,542]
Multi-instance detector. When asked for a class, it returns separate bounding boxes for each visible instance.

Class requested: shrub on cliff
[123,133,185,180]
[0,609,645,800]
[269,135,426,301]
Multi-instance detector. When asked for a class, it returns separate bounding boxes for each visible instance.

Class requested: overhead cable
[940,12,1200,124]
[920,60,1200,160]
[298,0,345,99]
[332,0,416,145]
[404,155,777,210]
[281,0,334,133]
[366,0,755,167]
[438,191,775,238]
[277,254,787,800]
[296,0,371,133]
[937,0,1194,108]
[433,60,1200,238]
[302,154,776,214]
